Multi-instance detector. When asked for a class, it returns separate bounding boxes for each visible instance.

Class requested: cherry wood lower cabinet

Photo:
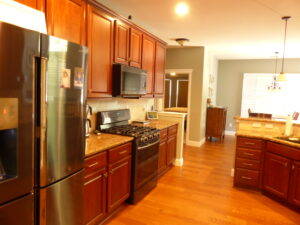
[263,141,300,209]
[289,161,300,207]
[263,152,291,199]
[234,137,264,189]
[107,156,131,212]
[158,125,177,177]
[84,142,132,225]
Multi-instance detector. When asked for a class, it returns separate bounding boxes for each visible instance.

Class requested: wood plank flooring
[106,136,300,225]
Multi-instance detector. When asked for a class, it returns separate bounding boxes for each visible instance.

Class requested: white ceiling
[96,0,300,59]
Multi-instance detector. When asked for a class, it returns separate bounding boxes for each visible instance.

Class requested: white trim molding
[186,138,205,147]
[165,69,194,146]
[173,158,184,166]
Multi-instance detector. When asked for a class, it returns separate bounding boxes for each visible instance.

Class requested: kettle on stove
[85,104,92,137]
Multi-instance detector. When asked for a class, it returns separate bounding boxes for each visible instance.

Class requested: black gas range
[96,109,160,204]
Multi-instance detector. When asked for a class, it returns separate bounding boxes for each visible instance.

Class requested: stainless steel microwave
[112,64,147,97]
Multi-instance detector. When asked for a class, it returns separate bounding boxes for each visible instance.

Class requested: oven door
[134,141,159,190]
[0,23,39,205]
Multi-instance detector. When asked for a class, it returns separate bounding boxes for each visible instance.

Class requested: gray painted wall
[217,58,300,131]
[166,47,205,142]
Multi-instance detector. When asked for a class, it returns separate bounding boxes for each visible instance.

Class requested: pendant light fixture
[277,16,291,82]
[268,52,281,91]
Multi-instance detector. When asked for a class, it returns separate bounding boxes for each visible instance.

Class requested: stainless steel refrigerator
[0,22,87,225]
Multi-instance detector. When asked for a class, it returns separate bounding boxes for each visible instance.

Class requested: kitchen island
[234,117,300,211]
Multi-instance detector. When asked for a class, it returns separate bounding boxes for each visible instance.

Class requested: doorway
[164,73,189,109]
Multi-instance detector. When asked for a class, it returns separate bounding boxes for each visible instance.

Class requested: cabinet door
[14,0,45,11]
[87,5,113,98]
[46,0,86,45]
[289,161,300,207]
[167,135,177,166]
[154,42,166,97]
[84,169,107,225]
[114,20,130,65]
[129,28,142,68]
[263,152,291,199]
[158,140,167,174]
[107,156,131,213]
[142,34,155,97]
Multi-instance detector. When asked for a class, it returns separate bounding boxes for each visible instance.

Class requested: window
[241,73,300,117]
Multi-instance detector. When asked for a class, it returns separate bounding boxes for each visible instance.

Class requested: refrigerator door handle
[40,57,48,186]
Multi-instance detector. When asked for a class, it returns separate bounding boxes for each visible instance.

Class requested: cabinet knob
[292,164,295,170]
[285,162,288,167]
[104,172,108,178]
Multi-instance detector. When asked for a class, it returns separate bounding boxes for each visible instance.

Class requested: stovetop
[101,125,160,146]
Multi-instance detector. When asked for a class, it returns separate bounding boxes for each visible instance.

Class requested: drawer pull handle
[243,153,254,156]
[243,163,253,166]
[119,150,128,155]
[241,176,252,180]
[88,162,99,168]
[84,175,102,186]
[110,161,129,175]
[245,142,255,145]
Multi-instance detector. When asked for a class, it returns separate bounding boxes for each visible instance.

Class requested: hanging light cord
[281,16,291,73]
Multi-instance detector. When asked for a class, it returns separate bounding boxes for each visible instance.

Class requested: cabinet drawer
[85,151,107,175]
[168,125,177,136]
[236,158,260,170]
[235,168,259,187]
[237,137,263,150]
[160,129,167,141]
[236,148,262,160]
[108,142,132,164]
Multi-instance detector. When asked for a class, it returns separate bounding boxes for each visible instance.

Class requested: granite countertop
[235,116,300,126]
[132,120,178,130]
[164,107,188,113]
[236,131,300,149]
[85,133,134,157]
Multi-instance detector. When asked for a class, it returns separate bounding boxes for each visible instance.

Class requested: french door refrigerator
[0,22,88,225]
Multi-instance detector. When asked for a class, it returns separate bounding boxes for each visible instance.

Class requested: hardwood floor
[106,136,300,225]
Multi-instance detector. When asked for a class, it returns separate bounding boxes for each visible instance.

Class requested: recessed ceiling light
[175,2,189,16]
[170,72,176,76]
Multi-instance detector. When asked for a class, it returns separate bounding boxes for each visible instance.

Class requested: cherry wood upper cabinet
[87,4,114,98]
[114,20,130,65]
[289,161,300,207]
[129,27,142,68]
[263,152,291,199]
[14,0,45,11]
[154,42,166,97]
[142,34,156,97]
[46,0,86,45]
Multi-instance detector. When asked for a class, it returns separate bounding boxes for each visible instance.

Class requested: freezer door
[39,35,88,186]
[39,169,84,225]
[0,193,34,225]
[0,22,39,204]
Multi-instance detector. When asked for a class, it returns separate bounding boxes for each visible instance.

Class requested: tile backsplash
[87,98,158,131]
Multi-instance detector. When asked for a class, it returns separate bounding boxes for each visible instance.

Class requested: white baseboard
[173,158,184,166]
[186,140,201,147]
[225,130,236,136]
[186,138,206,147]
[199,138,206,146]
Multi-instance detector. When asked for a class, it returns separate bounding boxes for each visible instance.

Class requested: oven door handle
[137,140,160,150]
